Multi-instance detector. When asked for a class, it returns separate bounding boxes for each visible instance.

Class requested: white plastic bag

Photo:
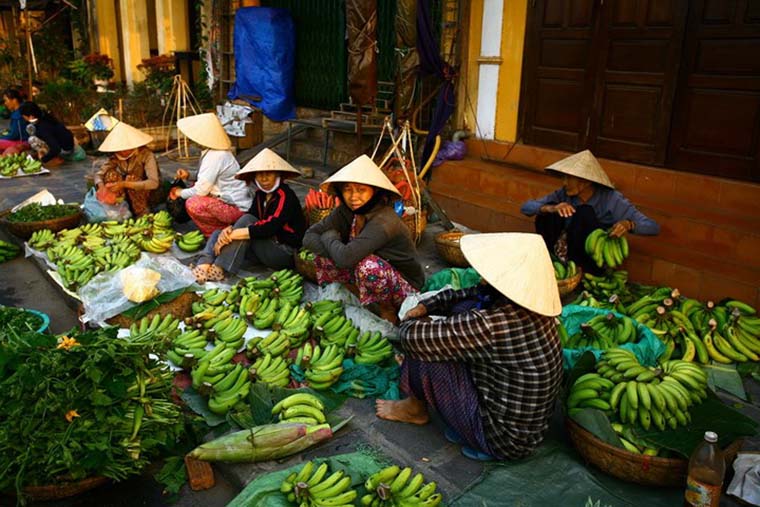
[79,253,195,326]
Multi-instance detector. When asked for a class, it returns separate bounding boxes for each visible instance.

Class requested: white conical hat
[546,150,614,188]
[236,148,301,180]
[176,113,231,150]
[320,155,401,197]
[460,233,562,317]
[98,121,153,152]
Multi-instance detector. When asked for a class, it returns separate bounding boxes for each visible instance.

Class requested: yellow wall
[495,0,528,142]
[156,0,189,54]
[94,0,122,81]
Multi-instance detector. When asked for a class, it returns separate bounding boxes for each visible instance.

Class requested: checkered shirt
[399,287,564,459]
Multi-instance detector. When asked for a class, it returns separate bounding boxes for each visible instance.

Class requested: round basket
[21,476,109,501]
[557,269,583,297]
[308,207,334,226]
[105,291,199,329]
[293,252,318,283]
[566,417,743,487]
[402,210,427,244]
[434,230,469,267]
[2,209,82,240]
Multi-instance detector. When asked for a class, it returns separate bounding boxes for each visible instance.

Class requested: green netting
[377,0,398,83]
[421,268,481,292]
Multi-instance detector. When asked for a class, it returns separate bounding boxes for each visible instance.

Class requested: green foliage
[36,79,99,125]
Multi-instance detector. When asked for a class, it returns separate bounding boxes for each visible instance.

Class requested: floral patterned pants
[185,195,245,237]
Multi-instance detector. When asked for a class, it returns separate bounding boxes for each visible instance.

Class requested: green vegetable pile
[6,203,80,223]
[0,154,42,177]
[0,306,43,333]
[0,327,185,498]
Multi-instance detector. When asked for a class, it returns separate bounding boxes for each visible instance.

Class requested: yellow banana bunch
[584,228,629,269]
[273,392,326,425]
[28,229,56,250]
[281,460,357,507]
[360,465,442,507]
[176,230,205,252]
[140,234,174,254]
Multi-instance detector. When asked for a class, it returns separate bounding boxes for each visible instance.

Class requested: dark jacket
[247,183,306,248]
[0,105,30,141]
[303,202,425,289]
[31,118,74,163]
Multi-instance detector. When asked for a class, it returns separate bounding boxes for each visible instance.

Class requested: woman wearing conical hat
[376,233,564,462]
[192,148,307,283]
[168,113,252,237]
[303,155,424,324]
[521,150,659,274]
[95,121,161,217]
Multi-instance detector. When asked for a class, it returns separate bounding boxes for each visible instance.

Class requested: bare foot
[375,397,429,425]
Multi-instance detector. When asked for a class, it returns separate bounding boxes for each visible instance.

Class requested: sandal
[206,265,226,282]
[461,446,495,462]
[192,264,211,284]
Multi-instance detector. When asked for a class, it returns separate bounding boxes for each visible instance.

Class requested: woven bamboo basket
[140,125,176,152]
[2,209,82,240]
[566,417,743,487]
[557,269,583,297]
[402,208,427,244]
[434,230,469,267]
[67,125,90,149]
[105,291,198,328]
[308,207,334,226]
[293,251,318,283]
[21,476,109,501]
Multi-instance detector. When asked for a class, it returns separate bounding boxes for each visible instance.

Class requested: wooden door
[587,0,688,165]
[520,0,599,152]
[668,0,760,182]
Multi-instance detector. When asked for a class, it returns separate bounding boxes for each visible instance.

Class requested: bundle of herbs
[0,307,44,333]
[6,203,80,223]
[0,327,185,499]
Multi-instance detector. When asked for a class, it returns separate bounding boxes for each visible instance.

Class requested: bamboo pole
[25,9,32,100]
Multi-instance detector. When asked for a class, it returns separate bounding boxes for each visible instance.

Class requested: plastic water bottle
[684,431,725,507]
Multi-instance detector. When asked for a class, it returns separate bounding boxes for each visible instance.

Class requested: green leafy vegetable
[6,203,80,223]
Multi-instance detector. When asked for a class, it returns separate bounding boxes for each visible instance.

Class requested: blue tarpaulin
[228,7,296,121]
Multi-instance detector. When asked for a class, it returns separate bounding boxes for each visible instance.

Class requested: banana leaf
[120,288,190,320]
[704,363,747,400]
[633,391,758,458]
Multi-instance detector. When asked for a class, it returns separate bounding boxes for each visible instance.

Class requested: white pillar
[475,0,504,140]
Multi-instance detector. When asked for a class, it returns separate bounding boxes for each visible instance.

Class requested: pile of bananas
[0,240,20,263]
[128,313,181,342]
[176,230,205,252]
[579,348,708,430]
[610,423,663,456]
[561,312,638,350]
[553,259,579,281]
[304,344,345,390]
[352,331,394,365]
[705,306,760,364]
[251,297,284,329]
[313,311,359,348]
[190,344,251,414]
[582,271,629,300]
[281,461,357,507]
[249,330,292,358]
[167,328,209,368]
[210,316,248,350]
[361,465,442,507]
[272,393,326,425]
[0,153,42,176]
[626,288,682,321]
[185,304,234,331]
[272,302,312,344]
[249,353,292,387]
[585,228,629,269]
[266,269,305,306]
[681,298,729,335]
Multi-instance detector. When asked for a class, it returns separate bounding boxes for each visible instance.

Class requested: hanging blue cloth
[227,7,296,121]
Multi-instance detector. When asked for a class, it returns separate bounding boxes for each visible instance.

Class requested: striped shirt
[399,286,564,459]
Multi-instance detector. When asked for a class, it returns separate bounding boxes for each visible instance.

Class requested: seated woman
[95,121,161,217]
[521,150,659,275]
[0,87,30,155]
[376,233,563,461]
[303,155,424,324]
[192,148,307,282]
[169,113,252,237]
[18,102,85,167]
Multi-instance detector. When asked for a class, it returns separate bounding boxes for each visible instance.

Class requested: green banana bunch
[592,348,708,431]
[584,228,629,269]
[150,210,173,229]
[167,328,209,368]
[298,248,316,262]
[610,423,662,456]
[270,268,305,306]
[304,344,344,390]
[249,330,292,358]
[360,465,442,507]
[176,230,205,252]
[315,312,357,348]
[28,229,56,250]
[252,297,280,329]
[211,316,248,350]
[352,331,394,365]
[129,313,182,342]
[566,372,615,415]
[201,287,229,307]
[277,305,312,347]
[207,363,251,414]
[0,239,20,263]
[553,259,578,281]
[185,305,233,331]
[704,315,760,364]
[281,460,357,507]
[238,291,262,322]
[582,271,629,301]
[680,298,728,336]
[273,392,326,425]
[563,312,637,350]
[294,342,316,369]
[249,353,292,387]
[0,153,40,176]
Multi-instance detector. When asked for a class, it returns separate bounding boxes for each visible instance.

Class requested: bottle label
[684,477,721,507]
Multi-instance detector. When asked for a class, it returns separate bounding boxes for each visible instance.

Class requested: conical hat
[98,121,153,152]
[320,155,401,197]
[236,148,301,180]
[460,233,562,317]
[176,113,231,150]
[546,150,614,188]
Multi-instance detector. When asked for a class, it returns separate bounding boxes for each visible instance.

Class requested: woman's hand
[175,169,189,180]
[609,220,634,238]
[213,226,234,255]
[106,181,128,192]
[543,202,576,217]
[168,187,183,200]
[403,303,428,321]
